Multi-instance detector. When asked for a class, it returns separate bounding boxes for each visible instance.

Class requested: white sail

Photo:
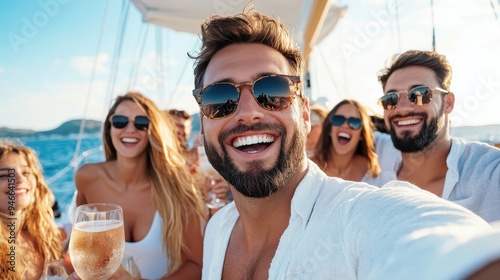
[130,0,346,66]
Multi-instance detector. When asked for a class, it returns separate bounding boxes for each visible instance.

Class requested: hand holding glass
[69,203,125,280]
[197,146,227,209]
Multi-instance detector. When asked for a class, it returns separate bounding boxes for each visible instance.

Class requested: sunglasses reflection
[378,86,448,110]
[194,74,301,119]
[330,115,362,130]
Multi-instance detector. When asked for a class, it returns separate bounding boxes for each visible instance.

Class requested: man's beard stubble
[389,104,445,153]
[204,122,307,198]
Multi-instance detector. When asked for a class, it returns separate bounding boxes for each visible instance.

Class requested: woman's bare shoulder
[76,162,109,175]
[352,154,369,171]
[75,162,112,188]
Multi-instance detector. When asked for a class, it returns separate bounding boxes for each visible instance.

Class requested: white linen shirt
[370,136,500,222]
[202,161,500,280]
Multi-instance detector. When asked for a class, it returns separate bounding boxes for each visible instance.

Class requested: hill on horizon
[0,119,103,138]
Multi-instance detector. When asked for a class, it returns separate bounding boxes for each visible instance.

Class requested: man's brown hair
[190,11,304,90]
[378,50,453,91]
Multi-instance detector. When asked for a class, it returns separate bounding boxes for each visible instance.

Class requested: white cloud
[70,53,109,77]
[0,66,4,74]
[3,79,110,130]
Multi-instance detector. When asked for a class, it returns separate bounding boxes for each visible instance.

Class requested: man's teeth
[338,132,351,139]
[233,135,275,148]
[122,138,139,143]
[397,119,421,126]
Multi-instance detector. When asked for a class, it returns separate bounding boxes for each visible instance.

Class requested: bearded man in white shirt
[190,10,500,280]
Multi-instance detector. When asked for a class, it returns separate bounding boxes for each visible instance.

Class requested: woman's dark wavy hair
[313,99,381,178]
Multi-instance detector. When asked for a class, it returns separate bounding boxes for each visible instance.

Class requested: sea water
[22,134,103,216]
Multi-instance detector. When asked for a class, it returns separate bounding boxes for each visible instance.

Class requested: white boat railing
[46,145,103,186]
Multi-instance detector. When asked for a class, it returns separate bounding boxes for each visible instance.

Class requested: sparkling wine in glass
[197,146,226,209]
[69,203,125,280]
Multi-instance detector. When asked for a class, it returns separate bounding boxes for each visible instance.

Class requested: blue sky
[0,0,199,130]
[1,0,499,130]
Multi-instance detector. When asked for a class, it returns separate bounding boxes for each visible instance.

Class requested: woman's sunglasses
[330,115,362,130]
[193,74,301,119]
[378,86,449,110]
[111,115,150,130]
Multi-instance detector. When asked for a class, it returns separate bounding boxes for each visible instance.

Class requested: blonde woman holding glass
[70,92,206,279]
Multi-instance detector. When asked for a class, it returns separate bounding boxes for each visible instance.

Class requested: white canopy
[130,0,346,64]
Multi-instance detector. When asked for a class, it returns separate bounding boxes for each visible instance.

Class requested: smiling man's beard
[389,105,444,153]
[204,122,306,198]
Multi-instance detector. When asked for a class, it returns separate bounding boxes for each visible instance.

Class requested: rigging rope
[166,39,200,106]
[490,0,499,22]
[430,0,436,51]
[130,25,150,90]
[127,23,147,90]
[317,45,344,100]
[71,0,110,167]
[102,0,130,118]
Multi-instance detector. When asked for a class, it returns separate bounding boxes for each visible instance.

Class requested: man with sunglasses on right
[376,49,500,222]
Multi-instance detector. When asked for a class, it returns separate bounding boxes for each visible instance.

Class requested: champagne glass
[69,203,125,280]
[197,146,227,209]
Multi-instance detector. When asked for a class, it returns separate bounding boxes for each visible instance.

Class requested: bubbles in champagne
[70,220,125,280]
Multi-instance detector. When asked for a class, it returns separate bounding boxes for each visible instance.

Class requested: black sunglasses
[193,74,301,119]
[330,115,362,130]
[111,115,150,130]
[378,86,449,110]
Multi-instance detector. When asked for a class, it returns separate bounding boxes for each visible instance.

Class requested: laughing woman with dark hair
[311,99,381,182]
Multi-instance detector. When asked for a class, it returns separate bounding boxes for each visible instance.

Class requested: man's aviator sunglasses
[378,86,449,110]
[330,115,362,130]
[111,115,150,130]
[193,74,301,119]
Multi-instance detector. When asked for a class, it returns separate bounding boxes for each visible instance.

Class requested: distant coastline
[0,119,102,139]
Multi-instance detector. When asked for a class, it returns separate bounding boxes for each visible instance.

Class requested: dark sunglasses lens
[112,115,128,129]
[134,116,149,130]
[408,87,432,105]
[201,84,239,119]
[380,93,399,110]
[330,115,346,126]
[348,118,362,130]
[254,76,294,110]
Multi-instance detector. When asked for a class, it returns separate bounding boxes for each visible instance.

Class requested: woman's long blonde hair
[0,139,63,279]
[102,92,206,273]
